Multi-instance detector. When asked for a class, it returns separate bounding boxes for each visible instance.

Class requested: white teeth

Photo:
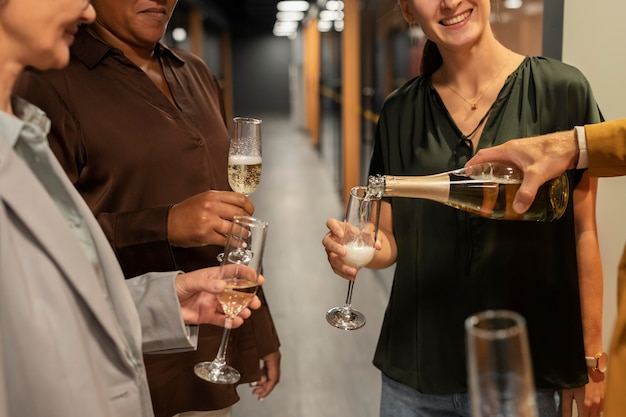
[442,11,471,26]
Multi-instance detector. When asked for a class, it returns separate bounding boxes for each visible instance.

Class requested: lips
[139,6,169,24]
[64,26,79,40]
[141,7,167,15]
[440,10,472,26]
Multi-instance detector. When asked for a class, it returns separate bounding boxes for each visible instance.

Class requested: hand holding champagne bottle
[367,162,569,222]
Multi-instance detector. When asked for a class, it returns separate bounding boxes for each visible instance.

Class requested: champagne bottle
[367,162,569,222]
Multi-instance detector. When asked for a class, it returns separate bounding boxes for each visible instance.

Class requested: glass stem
[340,280,357,321]
[214,317,233,365]
[343,279,356,309]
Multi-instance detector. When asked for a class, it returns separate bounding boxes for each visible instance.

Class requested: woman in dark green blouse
[322,0,605,416]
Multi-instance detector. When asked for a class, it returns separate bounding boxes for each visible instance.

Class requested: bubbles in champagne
[228,155,262,195]
[218,278,258,317]
[366,175,385,198]
[343,241,375,268]
[467,174,522,184]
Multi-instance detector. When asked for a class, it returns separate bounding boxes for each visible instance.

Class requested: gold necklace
[445,50,512,111]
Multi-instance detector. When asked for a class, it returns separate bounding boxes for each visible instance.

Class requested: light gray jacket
[0,128,197,416]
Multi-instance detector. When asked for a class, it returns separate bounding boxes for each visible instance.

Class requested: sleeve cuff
[575,126,588,169]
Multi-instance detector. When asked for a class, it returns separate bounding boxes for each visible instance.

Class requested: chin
[31,53,70,71]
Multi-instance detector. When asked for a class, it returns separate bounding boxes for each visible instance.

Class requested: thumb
[205,276,226,294]
[176,269,226,296]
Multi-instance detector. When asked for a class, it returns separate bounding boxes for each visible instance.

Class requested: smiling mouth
[440,10,472,26]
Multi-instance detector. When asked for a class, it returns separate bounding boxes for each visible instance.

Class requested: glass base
[326,306,366,330]
[194,361,241,384]
[217,248,253,264]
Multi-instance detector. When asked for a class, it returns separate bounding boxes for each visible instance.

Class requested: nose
[441,0,462,9]
[81,3,97,24]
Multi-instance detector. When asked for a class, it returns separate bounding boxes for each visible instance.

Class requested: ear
[398,0,415,24]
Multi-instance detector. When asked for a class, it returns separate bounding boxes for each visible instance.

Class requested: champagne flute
[217,117,263,263]
[326,186,381,330]
[195,215,269,384]
[228,117,262,196]
[465,309,538,417]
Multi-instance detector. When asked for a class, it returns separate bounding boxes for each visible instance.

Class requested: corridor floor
[230,115,393,417]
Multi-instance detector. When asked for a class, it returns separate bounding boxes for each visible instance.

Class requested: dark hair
[420,39,443,76]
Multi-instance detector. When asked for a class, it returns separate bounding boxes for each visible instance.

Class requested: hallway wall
[562,0,626,361]
[232,35,292,116]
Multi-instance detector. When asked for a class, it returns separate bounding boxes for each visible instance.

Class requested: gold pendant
[471,103,478,110]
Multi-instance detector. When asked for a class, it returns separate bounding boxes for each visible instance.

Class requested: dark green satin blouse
[369,56,603,394]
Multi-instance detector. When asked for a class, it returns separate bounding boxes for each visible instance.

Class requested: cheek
[409,5,435,28]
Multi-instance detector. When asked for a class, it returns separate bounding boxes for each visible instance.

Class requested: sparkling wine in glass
[465,309,538,417]
[195,215,269,384]
[326,186,381,330]
[218,117,263,263]
[228,117,262,196]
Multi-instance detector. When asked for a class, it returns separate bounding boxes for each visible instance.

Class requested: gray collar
[0,96,50,147]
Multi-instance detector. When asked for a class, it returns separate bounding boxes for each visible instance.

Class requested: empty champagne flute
[326,186,381,330]
[195,215,269,384]
[465,309,538,417]
[228,117,262,196]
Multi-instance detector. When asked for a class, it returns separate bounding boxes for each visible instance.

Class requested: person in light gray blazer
[0,1,261,416]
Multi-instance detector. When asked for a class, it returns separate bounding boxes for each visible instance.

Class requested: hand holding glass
[195,215,268,384]
[326,186,380,330]
[465,309,538,417]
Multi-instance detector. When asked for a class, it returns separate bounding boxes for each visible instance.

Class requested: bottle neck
[383,173,451,202]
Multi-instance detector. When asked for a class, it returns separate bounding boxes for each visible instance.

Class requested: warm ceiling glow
[326,1,344,11]
[276,11,305,21]
[503,0,523,9]
[172,27,187,42]
[319,10,344,21]
[317,19,332,32]
[273,20,299,37]
[276,1,310,12]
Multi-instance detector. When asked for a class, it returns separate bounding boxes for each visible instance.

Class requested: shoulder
[168,46,206,66]
[14,67,68,107]
[167,46,215,75]
[524,56,591,86]
[382,75,429,111]
[163,46,220,88]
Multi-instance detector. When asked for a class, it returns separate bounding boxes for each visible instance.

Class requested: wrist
[585,351,608,373]
[573,126,588,169]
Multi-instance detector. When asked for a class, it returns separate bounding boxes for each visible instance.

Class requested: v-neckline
[428,57,526,155]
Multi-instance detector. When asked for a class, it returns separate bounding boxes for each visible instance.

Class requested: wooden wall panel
[342,0,362,203]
